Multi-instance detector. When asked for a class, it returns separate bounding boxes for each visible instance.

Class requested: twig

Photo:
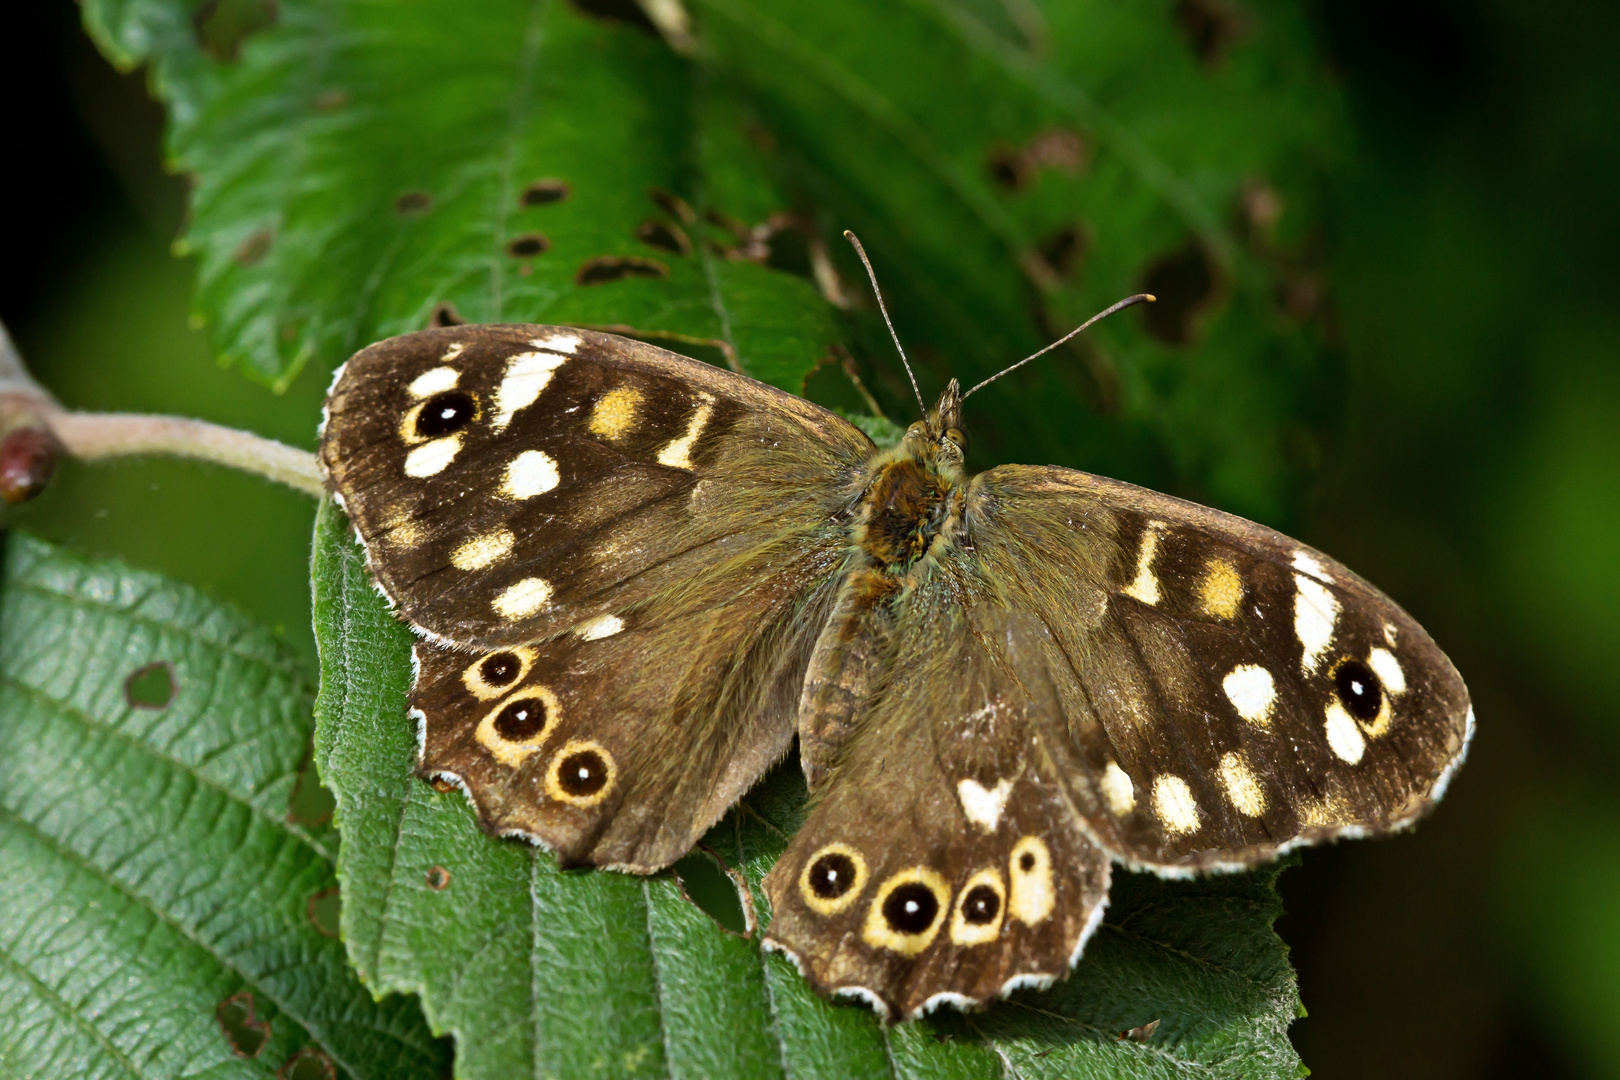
[0,320,324,499]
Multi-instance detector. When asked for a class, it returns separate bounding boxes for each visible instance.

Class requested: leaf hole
[674,846,751,935]
[429,302,465,328]
[233,228,274,267]
[1175,0,1246,68]
[1139,242,1222,345]
[277,1048,337,1080]
[306,887,341,937]
[425,866,452,891]
[285,743,335,827]
[521,179,571,207]
[193,0,279,61]
[650,187,697,225]
[506,233,550,258]
[635,219,692,256]
[986,142,1035,192]
[1026,223,1089,288]
[125,663,175,710]
[0,427,59,504]
[1026,128,1089,175]
[394,190,432,216]
[567,0,658,35]
[217,991,271,1058]
[575,255,669,286]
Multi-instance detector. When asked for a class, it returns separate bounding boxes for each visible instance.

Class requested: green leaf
[690,0,1345,521]
[82,0,842,396]
[313,501,1303,1079]
[0,533,447,1080]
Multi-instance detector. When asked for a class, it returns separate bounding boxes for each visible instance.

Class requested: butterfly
[318,243,1472,1021]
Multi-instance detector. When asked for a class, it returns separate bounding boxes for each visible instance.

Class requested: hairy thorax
[854,452,966,575]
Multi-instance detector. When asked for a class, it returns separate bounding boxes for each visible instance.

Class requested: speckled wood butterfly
[319,267,1472,1021]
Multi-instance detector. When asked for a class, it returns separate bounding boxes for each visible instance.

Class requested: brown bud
[0,427,58,503]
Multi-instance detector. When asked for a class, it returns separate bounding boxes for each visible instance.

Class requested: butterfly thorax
[852,380,969,575]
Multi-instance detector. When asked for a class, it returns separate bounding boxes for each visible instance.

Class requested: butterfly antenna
[844,230,928,418]
[962,293,1156,400]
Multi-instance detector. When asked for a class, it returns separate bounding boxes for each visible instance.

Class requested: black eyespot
[807,852,858,900]
[961,884,1000,925]
[1334,659,1383,721]
[1019,852,1036,873]
[492,697,549,742]
[558,750,609,797]
[414,390,476,438]
[479,652,523,688]
[882,882,940,935]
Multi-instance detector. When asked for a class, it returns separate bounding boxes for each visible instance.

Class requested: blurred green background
[3,1,1617,1077]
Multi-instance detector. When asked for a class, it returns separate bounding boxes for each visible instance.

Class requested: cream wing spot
[1292,550,1334,584]
[799,843,869,916]
[574,614,625,641]
[1294,574,1340,674]
[1101,761,1135,815]
[655,392,717,470]
[1199,557,1244,619]
[1367,647,1407,696]
[1222,664,1277,728]
[502,450,560,499]
[403,434,463,478]
[1008,836,1054,925]
[1152,775,1201,834]
[491,351,568,431]
[1324,700,1367,763]
[862,868,951,955]
[956,778,1013,832]
[1121,521,1166,605]
[450,528,514,571]
[949,868,1007,946]
[1218,752,1267,816]
[492,577,553,618]
[407,366,460,398]
[529,333,580,354]
[440,342,466,363]
[588,386,644,441]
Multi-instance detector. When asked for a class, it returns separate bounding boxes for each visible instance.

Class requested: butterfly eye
[881,881,941,934]
[414,390,477,439]
[960,884,1000,925]
[943,427,968,454]
[1333,660,1384,721]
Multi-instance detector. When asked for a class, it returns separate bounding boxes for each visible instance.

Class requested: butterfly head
[901,378,967,472]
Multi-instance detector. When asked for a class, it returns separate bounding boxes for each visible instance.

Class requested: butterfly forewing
[321,325,872,646]
[967,464,1474,872]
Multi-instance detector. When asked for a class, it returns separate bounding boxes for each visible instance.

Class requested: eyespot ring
[798,842,869,916]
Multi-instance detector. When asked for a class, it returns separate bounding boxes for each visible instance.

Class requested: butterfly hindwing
[764,572,1111,1020]
[966,464,1474,872]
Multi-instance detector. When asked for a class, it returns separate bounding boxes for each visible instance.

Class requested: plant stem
[49,411,325,497]
[1,320,324,499]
